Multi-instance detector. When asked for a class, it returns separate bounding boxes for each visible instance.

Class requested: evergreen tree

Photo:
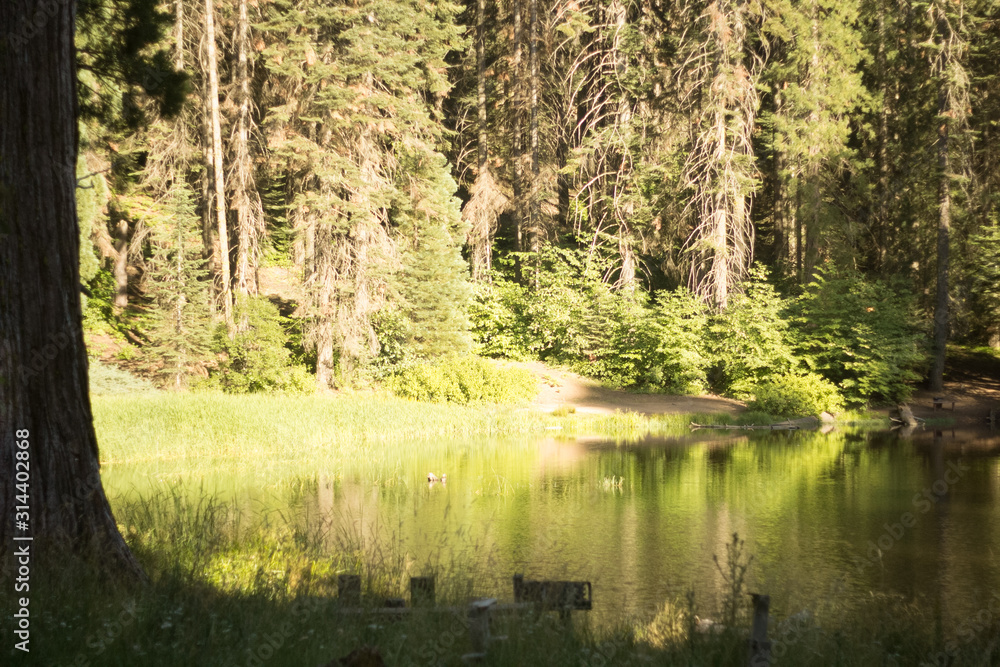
[925,0,971,391]
[759,0,869,280]
[143,186,214,388]
[676,0,764,310]
[395,152,473,357]
[259,0,466,386]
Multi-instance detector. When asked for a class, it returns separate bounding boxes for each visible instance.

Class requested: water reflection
[107,427,1000,628]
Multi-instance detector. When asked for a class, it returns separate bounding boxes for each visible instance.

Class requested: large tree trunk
[680,0,759,311]
[931,87,951,393]
[0,0,144,577]
[476,0,488,174]
[113,218,130,310]
[511,0,526,254]
[230,0,265,301]
[527,0,541,262]
[464,0,505,281]
[204,0,233,331]
[175,0,184,69]
[929,0,968,392]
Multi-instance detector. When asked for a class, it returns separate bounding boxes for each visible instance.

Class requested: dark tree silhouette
[1,0,144,577]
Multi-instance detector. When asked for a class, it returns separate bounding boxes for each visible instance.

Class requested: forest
[72,0,1000,410]
[7,0,1000,662]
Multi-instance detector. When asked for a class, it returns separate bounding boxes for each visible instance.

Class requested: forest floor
[896,346,1000,430]
[518,349,1000,428]
[516,360,746,417]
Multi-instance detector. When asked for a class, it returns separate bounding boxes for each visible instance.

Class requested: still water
[107,427,1000,628]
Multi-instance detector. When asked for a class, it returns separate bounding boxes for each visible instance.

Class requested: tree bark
[476,0,488,174]
[511,0,526,254]
[931,86,951,393]
[175,0,184,69]
[0,0,144,577]
[528,0,541,260]
[231,0,264,300]
[113,218,130,310]
[204,0,233,331]
[929,0,967,392]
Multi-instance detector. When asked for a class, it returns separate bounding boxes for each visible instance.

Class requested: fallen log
[690,417,819,431]
[890,404,921,429]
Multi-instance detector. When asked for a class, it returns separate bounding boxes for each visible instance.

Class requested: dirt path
[514,361,745,417]
[891,349,1000,429]
[516,354,1000,426]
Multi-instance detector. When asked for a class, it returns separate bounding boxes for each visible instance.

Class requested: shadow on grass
[4,491,999,667]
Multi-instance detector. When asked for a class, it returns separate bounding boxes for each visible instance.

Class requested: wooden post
[747,593,771,666]
[338,574,361,605]
[411,576,436,606]
[462,598,496,663]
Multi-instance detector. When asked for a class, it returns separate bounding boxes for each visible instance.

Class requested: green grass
[92,392,884,487]
[8,490,998,667]
[92,392,747,482]
[89,359,159,395]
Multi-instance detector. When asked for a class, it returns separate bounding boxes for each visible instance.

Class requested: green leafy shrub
[789,264,928,404]
[210,297,313,393]
[581,288,709,393]
[385,356,537,404]
[469,276,538,359]
[522,247,609,362]
[747,372,845,418]
[471,249,708,394]
[704,266,797,398]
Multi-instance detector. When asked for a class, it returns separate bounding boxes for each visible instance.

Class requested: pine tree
[395,152,473,357]
[259,0,466,386]
[676,0,764,310]
[759,0,869,280]
[925,0,971,391]
[142,186,214,389]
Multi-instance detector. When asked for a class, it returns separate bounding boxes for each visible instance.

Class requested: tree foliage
[72,0,1000,402]
[790,265,928,404]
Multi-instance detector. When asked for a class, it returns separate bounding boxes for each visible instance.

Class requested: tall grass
[91,392,738,486]
[10,490,997,667]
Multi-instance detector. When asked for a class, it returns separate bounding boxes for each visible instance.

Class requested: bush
[210,297,314,393]
[747,372,845,418]
[385,356,537,404]
[704,266,797,398]
[471,249,709,394]
[469,276,537,360]
[790,264,928,404]
[581,288,709,393]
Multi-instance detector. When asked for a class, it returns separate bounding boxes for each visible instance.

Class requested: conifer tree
[395,152,473,357]
[676,0,764,310]
[926,0,971,391]
[259,0,465,386]
[144,186,214,388]
[760,0,868,280]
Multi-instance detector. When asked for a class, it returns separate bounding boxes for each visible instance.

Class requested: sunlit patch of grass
[93,393,747,494]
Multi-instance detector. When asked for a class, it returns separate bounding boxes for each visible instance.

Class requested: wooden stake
[338,574,361,606]
[747,593,771,666]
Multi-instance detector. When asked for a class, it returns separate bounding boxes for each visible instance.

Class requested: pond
[103,426,1000,630]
